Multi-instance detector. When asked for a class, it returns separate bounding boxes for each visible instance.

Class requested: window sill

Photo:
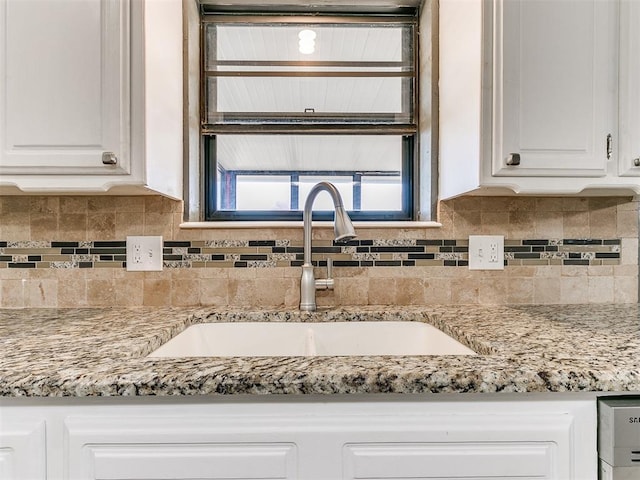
[179,221,442,229]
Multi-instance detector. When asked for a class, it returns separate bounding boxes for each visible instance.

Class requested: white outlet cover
[468,235,504,270]
[126,236,163,271]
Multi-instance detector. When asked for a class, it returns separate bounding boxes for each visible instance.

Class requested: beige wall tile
[534,210,563,238]
[508,210,535,238]
[588,276,615,303]
[171,278,200,306]
[617,209,638,237]
[587,265,614,277]
[199,277,229,306]
[114,196,146,212]
[0,213,31,240]
[58,214,87,240]
[534,277,562,304]
[480,212,510,235]
[561,265,589,277]
[145,196,180,214]
[57,270,87,307]
[87,213,116,240]
[367,277,397,304]
[25,279,57,307]
[621,238,639,266]
[1,197,31,214]
[143,212,174,237]
[450,278,479,304]
[563,211,590,238]
[30,197,59,215]
[477,278,509,305]
[614,276,638,303]
[507,278,534,304]
[1,278,27,307]
[450,196,481,211]
[479,197,512,212]
[251,277,296,307]
[227,278,257,306]
[88,198,116,213]
[535,198,564,212]
[143,278,171,306]
[560,277,589,304]
[30,213,58,240]
[425,277,452,304]
[453,210,483,237]
[115,212,145,238]
[334,277,369,306]
[87,278,116,306]
[114,277,144,306]
[506,266,536,277]
[395,277,426,305]
[60,197,88,214]
[589,206,617,238]
[562,197,590,211]
[614,264,638,277]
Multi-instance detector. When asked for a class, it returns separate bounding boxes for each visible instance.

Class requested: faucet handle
[315,257,335,291]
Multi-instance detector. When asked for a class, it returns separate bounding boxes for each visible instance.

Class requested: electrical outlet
[126,236,163,271]
[468,235,504,270]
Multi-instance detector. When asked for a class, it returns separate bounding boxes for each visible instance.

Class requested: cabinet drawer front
[344,442,553,479]
[86,443,296,480]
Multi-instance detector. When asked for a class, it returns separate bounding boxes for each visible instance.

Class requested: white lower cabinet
[0,394,597,480]
[65,415,299,480]
[0,417,46,479]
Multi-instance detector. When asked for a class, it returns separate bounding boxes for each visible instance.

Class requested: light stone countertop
[1,304,640,397]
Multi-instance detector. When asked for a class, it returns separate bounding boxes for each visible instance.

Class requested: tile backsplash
[0,196,637,308]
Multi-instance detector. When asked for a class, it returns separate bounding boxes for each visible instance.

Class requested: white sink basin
[148,321,476,357]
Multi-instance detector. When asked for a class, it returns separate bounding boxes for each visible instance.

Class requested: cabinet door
[0,0,130,175]
[618,0,640,177]
[492,0,618,177]
[344,443,556,479]
[65,416,298,480]
[340,413,578,480]
[0,418,46,480]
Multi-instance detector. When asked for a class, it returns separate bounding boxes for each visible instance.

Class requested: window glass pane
[208,24,410,65]
[210,77,405,121]
[211,134,405,215]
[204,21,414,125]
[216,135,401,177]
[299,176,353,210]
[361,176,403,211]
[233,175,291,211]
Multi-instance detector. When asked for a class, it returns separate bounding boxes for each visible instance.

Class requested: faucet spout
[300,182,356,311]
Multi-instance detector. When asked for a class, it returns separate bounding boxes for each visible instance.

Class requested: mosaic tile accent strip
[0,238,621,269]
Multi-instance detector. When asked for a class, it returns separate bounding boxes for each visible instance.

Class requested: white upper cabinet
[440,0,638,197]
[0,0,130,175]
[493,0,617,178]
[618,0,640,177]
[0,0,183,198]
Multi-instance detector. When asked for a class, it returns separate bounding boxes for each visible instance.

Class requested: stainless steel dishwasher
[598,398,640,479]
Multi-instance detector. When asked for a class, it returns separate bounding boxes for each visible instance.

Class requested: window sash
[204,135,414,221]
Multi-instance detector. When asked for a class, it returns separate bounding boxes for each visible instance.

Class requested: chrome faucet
[300,182,357,311]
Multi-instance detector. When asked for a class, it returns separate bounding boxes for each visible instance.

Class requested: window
[202,12,418,221]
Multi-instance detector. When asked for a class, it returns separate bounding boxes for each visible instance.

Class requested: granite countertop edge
[1,304,640,397]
